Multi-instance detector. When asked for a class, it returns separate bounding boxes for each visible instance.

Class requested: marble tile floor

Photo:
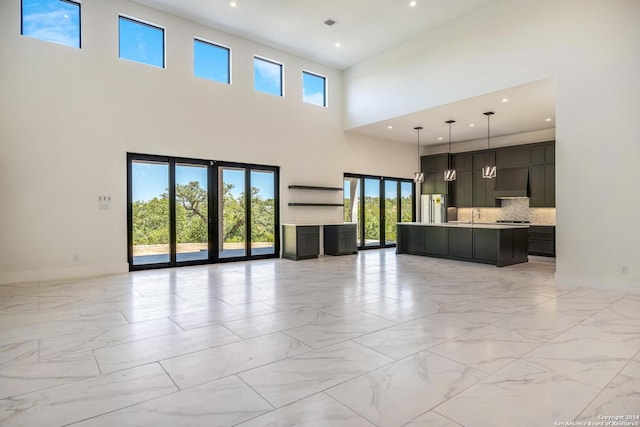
[1,249,639,426]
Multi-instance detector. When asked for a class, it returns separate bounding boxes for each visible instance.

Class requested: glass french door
[175,163,209,262]
[343,177,361,244]
[130,158,170,266]
[384,180,398,245]
[128,154,279,270]
[219,167,247,259]
[250,170,276,256]
[363,178,381,247]
[344,174,414,250]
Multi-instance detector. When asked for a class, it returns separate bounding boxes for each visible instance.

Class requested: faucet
[471,208,480,225]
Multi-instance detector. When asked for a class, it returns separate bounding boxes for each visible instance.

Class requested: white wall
[344,0,640,291]
[0,0,415,284]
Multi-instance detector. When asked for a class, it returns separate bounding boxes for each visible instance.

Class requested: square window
[194,39,230,84]
[119,16,165,68]
[303,71,327,107]
[21,0,81,48]
[254,57,283,96]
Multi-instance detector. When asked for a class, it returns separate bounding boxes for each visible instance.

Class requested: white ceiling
[130,0,555,145]
[352,78,556,145]
[131,0,498,70]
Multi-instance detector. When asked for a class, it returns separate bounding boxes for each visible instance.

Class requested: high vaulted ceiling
[131,0,498,70]
[130,0,555,146]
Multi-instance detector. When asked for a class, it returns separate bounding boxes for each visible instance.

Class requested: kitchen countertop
[397,222,530,229]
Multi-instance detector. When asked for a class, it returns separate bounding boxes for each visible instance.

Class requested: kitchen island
[396,222,529,267]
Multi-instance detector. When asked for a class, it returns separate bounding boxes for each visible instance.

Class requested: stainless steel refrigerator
[421,194,446,223]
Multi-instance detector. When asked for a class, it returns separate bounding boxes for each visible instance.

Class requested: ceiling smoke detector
[324,19,337,26]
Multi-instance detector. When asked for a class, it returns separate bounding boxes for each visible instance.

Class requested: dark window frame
[193,38,231,84]
[253,56,284,97]
[20,0,82,48]
[118,15,166,68]
[127,153,280,271]
[302,70,327,107]
[344,173,415,250]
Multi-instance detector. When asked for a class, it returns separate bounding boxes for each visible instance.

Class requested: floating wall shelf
[288,185,343,206]
[288,185,343,191]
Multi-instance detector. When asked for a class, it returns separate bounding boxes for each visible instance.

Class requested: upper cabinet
[472,152,500,207]
[531,144,555,165]
[451,154,473,207]
[420,153,449,195]
[422,141,555,208]
[496,145,530,168]
[529,142,555,207]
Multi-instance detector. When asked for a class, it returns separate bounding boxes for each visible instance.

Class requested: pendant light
[482,111,496,179]
[413,126,424,183]
[443,120,456,181]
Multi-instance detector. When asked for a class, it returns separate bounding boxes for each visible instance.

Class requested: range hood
[494,167,529,198]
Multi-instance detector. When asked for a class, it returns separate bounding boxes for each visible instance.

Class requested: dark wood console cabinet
[282,225,320,260]
[323,224,357,256]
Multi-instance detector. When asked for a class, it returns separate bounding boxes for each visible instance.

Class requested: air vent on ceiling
[324,19,337,26]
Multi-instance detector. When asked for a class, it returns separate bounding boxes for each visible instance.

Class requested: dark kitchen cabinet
[405,225,425,254]
[282,225,320,260]
[452,170,473,207]
[323,224,357,256]
[396,224,446,256]
[421,154,449,195]
[531,144,555,165]
[529,142,555,207]
[397,224,528,267]
[496,145,530,168]
[450,154,473,207]
[528,225,555,257]
[447,227,473,258]
[473,152,500,207]
[423,226,447,255]
[431,141,555,208]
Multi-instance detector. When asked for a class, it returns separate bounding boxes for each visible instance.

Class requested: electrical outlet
[621,265,629,275]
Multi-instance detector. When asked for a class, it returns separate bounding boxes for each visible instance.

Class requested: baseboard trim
[0,263,130,286]
[555,271,640,295]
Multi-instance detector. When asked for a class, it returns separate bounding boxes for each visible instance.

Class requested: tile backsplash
[456,198,556,225]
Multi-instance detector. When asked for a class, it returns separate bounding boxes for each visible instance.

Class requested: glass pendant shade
[413,172,424,183]
[482,165,497,178]
[482,112,496,179]
[444,169,456,181]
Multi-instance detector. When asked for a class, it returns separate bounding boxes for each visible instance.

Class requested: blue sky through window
[119,16,164,68]
[194,39,230,84]
[401,182,413,198]
[133,162,274,202]
[254,57,282,96]
[303,71,326,106]
[132,162,168,202]
[22,0,80,48]
[364,179,380,198]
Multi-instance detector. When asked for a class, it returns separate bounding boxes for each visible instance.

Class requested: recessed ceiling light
[501,98,509,103]
[469,123,475,127]
[438,137,443,141]
[388,125,393,129]
[545,118,552,122]
[335,42,341,47]
[409,1,417,7]
[230,1,237,7]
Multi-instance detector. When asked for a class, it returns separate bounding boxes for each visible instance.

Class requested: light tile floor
[1,250,639,426]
